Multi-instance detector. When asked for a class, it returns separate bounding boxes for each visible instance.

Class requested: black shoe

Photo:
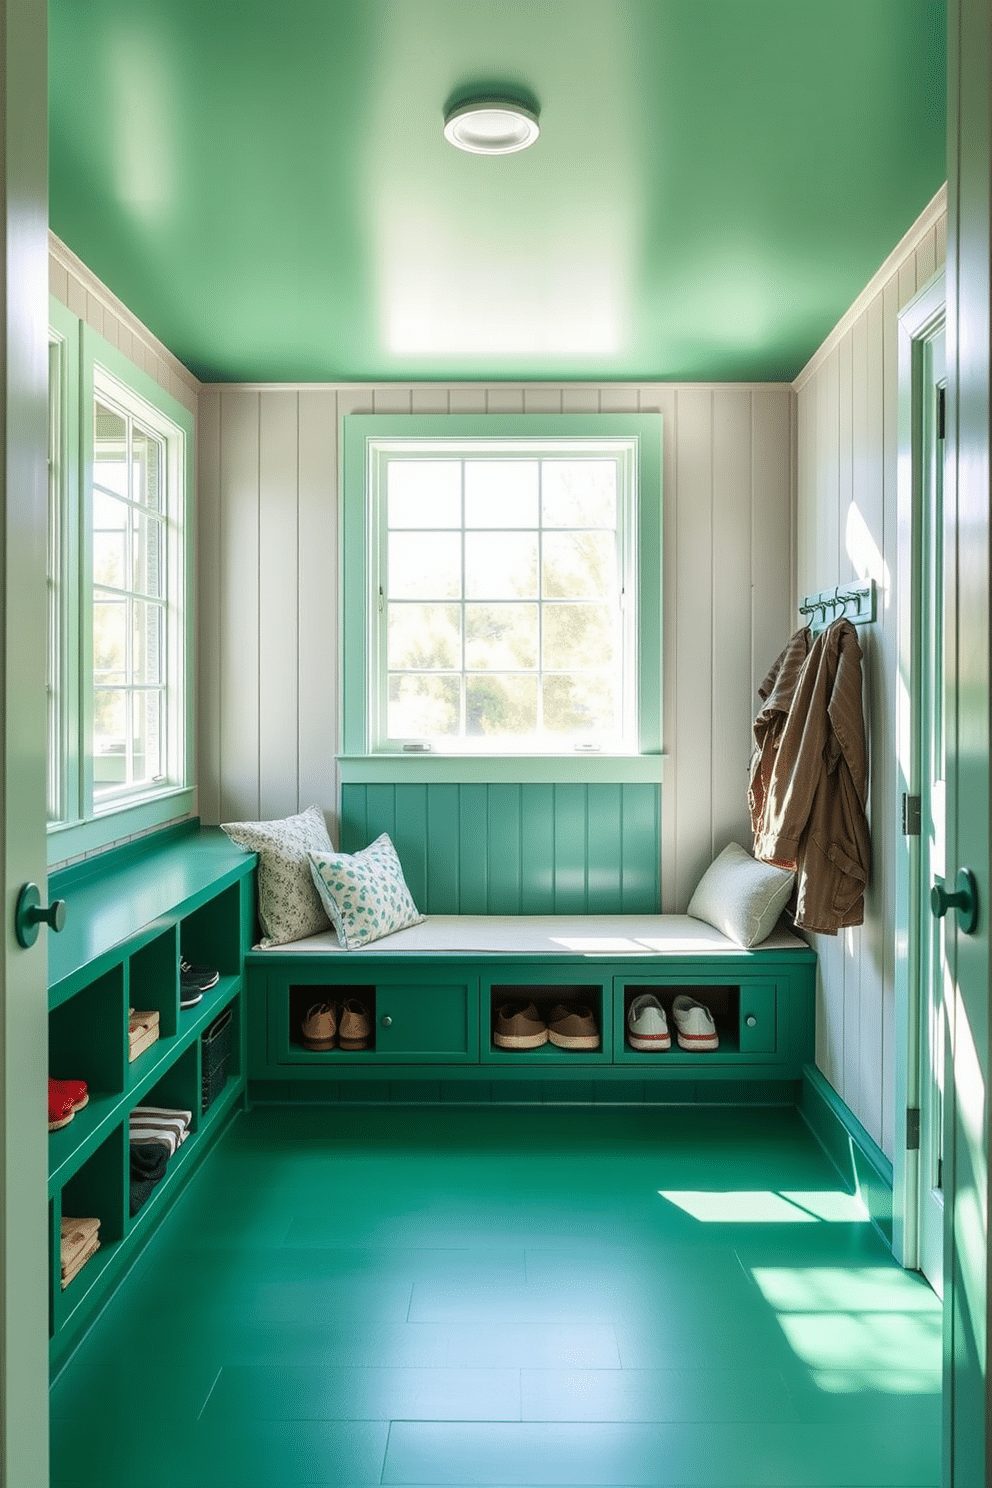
[180,957,219,1008]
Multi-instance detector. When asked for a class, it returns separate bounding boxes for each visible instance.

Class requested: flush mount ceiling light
[443,98,540,155]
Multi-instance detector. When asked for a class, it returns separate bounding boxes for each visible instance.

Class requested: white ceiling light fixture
[443,98,540,155]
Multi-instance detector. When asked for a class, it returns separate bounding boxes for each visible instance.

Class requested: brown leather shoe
[547,1003,600,1050]
[301,1002,337,1050]
[339,997,372,1050]
[493,1001,548,1050]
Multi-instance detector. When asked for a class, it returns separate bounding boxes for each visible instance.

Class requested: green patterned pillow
[308,834,425,950]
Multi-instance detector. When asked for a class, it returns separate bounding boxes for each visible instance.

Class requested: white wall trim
[793,185,948,393]
[48,231,201,401]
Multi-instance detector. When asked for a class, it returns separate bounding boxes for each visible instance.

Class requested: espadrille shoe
[547,1003,600,1050]
[339,997,372,1051]
[627,993,671,1051]
[301,1002,337,1050]
[671,994,719,1050]
[493,1001,548,1050]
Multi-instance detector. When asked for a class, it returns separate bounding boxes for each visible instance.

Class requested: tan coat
[753,618,871,934]
[748,625,813,848]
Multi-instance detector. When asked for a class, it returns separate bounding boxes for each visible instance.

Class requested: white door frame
[1,0,53,1483]
[893,269,946,1271]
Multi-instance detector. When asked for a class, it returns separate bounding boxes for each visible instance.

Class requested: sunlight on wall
[846,502,891,594]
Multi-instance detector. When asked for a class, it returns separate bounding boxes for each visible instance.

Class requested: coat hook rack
[798,580,875,635]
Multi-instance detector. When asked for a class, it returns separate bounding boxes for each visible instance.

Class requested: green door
[944,0,992,1476]
[1,1,53,1483]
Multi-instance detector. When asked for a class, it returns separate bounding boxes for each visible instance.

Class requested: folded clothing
[129,1140,171,1217]
[129,1105,192,1157]
[60,1216,100,1276]
[60,1216,101,1289]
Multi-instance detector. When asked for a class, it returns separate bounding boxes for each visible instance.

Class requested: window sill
[336,755,665,785]
[47,787,196,867]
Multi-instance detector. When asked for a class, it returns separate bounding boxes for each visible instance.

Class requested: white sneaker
[627,993,671,1051]
[671,994,719,1050]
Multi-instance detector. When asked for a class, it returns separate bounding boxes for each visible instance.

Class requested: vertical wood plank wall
[196,383,794,912]
[794,189,947,1159]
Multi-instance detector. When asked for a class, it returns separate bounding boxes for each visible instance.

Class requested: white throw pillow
[221,805,333,947]
[308,834,425,950]
[687,842,795,947]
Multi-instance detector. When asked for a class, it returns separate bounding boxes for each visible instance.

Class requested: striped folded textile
[128,1106,193,1157]
[60,1216,100,1276]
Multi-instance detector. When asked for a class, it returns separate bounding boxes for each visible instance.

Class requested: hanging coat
[754,618,871,934]
[748,625,813,847]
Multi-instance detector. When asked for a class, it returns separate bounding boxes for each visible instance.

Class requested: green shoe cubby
[46,823,256,1371]
[484,980,610,1065]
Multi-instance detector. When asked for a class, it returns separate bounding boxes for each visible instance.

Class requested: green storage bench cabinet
[245,915,816,1105]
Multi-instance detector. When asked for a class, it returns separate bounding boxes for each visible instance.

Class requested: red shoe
[48,1078,88,1131]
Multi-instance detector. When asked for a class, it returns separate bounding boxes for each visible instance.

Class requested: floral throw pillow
[221,805,334,947]
[308,834,425,950]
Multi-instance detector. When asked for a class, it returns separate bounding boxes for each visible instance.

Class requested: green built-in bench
[245,914,816,1106]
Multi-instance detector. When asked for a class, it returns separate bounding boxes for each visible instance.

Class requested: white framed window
[90,378,178,804]
[340,414,663,781]
[46,307,195,860]
[370,439,637,753]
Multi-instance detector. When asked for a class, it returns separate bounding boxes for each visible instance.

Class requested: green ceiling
[49,0,946,384]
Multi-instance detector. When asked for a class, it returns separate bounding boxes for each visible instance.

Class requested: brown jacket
[748,626,813,847]
[754,618,871,934]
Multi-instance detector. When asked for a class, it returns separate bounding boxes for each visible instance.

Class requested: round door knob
[931,868,979,934]
[15,882,67,948]
[745,1014,758,1028]
[380,1015,392,1028]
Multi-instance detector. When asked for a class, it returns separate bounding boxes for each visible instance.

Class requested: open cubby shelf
[250,952,814,1087]
[47,824,256,1371]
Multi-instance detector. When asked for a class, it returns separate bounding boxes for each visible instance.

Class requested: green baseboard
[247,1076,799,1107]
[799,1063,894,1246]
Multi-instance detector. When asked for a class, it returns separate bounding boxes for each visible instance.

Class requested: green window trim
[46,302,196,865]
[341,413,663,777]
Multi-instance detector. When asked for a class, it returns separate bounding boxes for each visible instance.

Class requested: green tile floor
[50,1105,942,1488]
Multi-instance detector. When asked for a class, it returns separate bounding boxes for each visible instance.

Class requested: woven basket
[201,1004,234,1113]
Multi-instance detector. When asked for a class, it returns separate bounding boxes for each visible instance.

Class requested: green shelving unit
[47,822,256,1370]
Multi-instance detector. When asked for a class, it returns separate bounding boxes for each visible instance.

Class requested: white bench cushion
[259,914,806,956]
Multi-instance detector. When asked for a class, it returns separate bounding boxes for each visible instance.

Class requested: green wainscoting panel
[340,781,661,914]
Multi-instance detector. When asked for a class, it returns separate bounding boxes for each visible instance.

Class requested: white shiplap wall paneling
[793,196,948,1157]
[218,390,262,822]
[258,391,301,822]
[297,390,340,838]
[671,387,716,908]
[711,390,755,855]
[198,379,796,919]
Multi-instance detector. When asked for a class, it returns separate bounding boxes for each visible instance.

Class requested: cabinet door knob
[745,1014,758,1028]
[380,1015,392,1028]
[15,882,67,948]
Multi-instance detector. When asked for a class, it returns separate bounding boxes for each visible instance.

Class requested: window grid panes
[378,449,633,751]
[92,396,168,797]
